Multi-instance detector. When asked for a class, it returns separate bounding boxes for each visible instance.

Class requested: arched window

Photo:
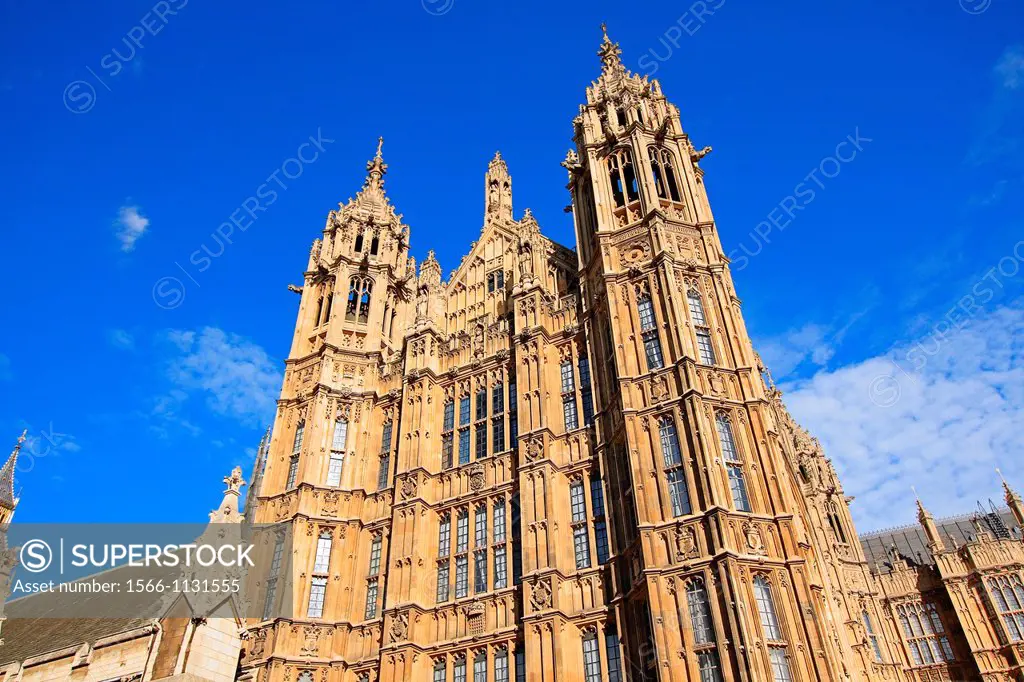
[716,414,750,512]
[354,230,364,254]
[649,147,682,203]
[346,277,373,323]
[987,574,1024,642]
[687,289,715,365]
[582,630,602,682]
[863,611,884,661]
[897,602,954,664]
[608,149,639,207]
[313,530,332,573]
[370,234,380,256]
[636,105,644,125]
[753,575,783,641]
[616,108,627,127]
[658,416,690,518]
[827,502,848,544]
[686,578,715,644]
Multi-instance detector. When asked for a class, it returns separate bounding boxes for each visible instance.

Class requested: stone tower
[563,25,878,682]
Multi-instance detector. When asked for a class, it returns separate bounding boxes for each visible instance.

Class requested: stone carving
[468,465,485,491]
[390,614,408,643]
[676,526,699,561]
[530,578,553,612]
[744,521,767,556]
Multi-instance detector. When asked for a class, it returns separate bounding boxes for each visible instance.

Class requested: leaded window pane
[455,556,468,598]
[308,577,327,618]
[332,419,348,451]
[754,576,783,640]
[494,503,507,542]
[438,514,451,556]
[459,396,471,426]
[364,578,378,619]
[476,422,488,459]
[697,329,716,365]
[437,562,450,602]
[368,536,382,575]
[769,648,792,682]
[494,545,508,588]
[570,481,587,521]
[313,533,332,573]
[459,430,470,465]
[327,453,344,486]
[457,511,469,552]
[668,469,692,517]
[582,634,601,682]
[687,579,715,645]
[659,419,682,466]
[563,397,579,431]
[574,525,591,569]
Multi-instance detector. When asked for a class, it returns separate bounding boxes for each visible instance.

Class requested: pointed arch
[346,276,373,323]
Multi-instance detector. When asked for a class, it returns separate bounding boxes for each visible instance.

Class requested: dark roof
[861,507,1022,572]
[0,560,179,667]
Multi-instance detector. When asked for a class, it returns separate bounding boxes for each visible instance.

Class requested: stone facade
[3,25,1024,682]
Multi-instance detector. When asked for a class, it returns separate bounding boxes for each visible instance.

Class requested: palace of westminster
[4,26,1024,682]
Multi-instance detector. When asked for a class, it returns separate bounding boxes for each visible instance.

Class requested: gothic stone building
[4,26,1024,682]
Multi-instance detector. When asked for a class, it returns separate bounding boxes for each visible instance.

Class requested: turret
[0,431,24,526]
[999,469,1024,528]
[917,495,946,553]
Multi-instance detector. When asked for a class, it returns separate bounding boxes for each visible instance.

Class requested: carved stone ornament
[526,438,543,462]
[651,374,669,403]
[468,465,485,491]
[530,578,553,612]
[676,526,699,561]
[300,627,320,656]
[390,614,409,643]
[709,371,726,397]
[401,474,418,500]
[744,521,767,556]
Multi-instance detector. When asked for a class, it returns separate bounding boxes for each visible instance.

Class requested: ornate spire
[998,469,1024,528]
[0,431,25,513]
[365,136,388,190]
[485,151,513,223]
[597,23,626,77]
[915,491,946,553]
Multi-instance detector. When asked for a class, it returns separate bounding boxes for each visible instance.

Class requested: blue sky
[0,0,1021,531]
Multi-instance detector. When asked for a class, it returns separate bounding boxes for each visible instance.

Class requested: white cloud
[996,45,1024,90]
[757,323,836,379]
[781,299,1024,533]
[115,205,150,252]
[165,327,282,427]
[107,329,135,350]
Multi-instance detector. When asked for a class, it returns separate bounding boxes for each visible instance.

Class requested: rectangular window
[494,502,507,542]
[380,421,393,454]
[313,534,332,573]
[688,291,708,326]
[590,475,606,518]
[668,469,692,517]
[307,576,327,618]
[444,400,455,431]
[574,525,591,569]
[459,430,470,465]
[698,652,723,682]
[494,545,508,588]
[476,422,488,459]
[495,651,509,682]
[476,388,487,420]
[696,329,716,365]
[473,655,487,682]
[332,419,348,451]
[455,556,469,598]
[326,453,344,486]
[769,647,792,682]
[560,360,575,393]
[659,419,683,466]
[368,536,382,575]
[364,578,378,619]
[515,650,526,682]
[638,297,657,331]
[492,417,505,453]
[263,578,278,620]
[563,397,579,431]
[643,332,664,370]
[606,629,623,682]
[292,421,305,454]
[582,634,602,682]
[578,357,593,426]
[286,455,299,489]
[728,465,751,512]
[475,506,488,546]
[509,381,518,446]
[570,480,588,521]
[459,396,471,426]
[438,514,451,556]
[474,550,487,593]
[437,562,450,602]
[595,520,610,564]
[493,382,504,414]
[443,433,454,469]
[434,662,447,682]
[377,454,391,490]
[457,511,469,552]
[454,659,467,682]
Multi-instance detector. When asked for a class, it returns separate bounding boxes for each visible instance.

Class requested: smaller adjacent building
[861,483,1024,682]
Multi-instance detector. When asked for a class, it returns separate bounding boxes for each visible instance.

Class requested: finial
[364,136,388,190]
[597,23,624,75]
